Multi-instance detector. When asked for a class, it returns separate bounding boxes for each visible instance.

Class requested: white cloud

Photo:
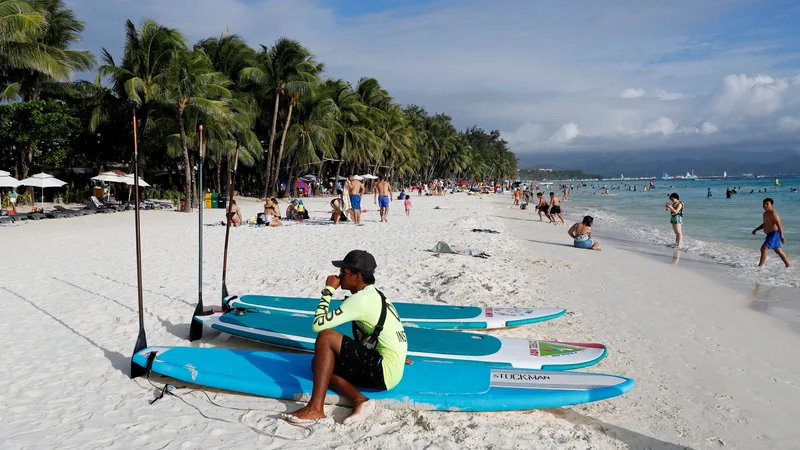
[655,89,690,101]
[642,117,678,135]
[65,0,800,154]
[700,122,718,134]
[620,88,646,99]
[778,116,800,131]
[549,123,581,142]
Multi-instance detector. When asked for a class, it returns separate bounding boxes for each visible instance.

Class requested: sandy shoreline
[1,193,799,449]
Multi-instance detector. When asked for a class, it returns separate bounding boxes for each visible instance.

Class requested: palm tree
[0,0,74,86]
[195,32,260,192]
[283,89,337,184]
[1,0,95,178]
[322,79,374,180]
[153,48,231,209]
[93,19,187,133]
[240,38,321,197]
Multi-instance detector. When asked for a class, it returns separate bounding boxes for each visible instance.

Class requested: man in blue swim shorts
[752,198,790,268]
[374,174,393,223]
[347,175,365,225]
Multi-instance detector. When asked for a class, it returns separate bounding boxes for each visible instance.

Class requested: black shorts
[335,335,387,390]
[550,205,562,214]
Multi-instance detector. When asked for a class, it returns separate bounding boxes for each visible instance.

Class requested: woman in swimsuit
[666,192,683,247]
[568,216,601,251]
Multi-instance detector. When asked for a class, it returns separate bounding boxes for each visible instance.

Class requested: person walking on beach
[347,175,365,225]
[752,198,790,268]
[281,250,407,424]
[9,188,17,214]
[374,175,392,223]
[404,196,411,216]
[666,193,683,247]
[548,192,565,224]
[568,216,601,251]
[535,192,549,222]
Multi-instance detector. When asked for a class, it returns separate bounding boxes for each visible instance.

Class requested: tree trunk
[190,153,198,208]
[225,149,234,199]
[262,90,281,199]
[216,149,223,193]
[269,97,295,197]
[334,159,342,186]
[178,106,192,212]
[317,160,325,196]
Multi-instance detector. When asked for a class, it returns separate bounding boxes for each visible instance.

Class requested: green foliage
[1,9,521,200]
[147,188,184,202]
[63,186,91,204]
[0,99,82,165]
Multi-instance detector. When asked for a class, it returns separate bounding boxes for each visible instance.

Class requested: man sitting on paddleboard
[282,250,408,424]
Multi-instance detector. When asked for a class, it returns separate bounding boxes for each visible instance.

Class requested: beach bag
[352,289,387,350]
[256,213,267,225]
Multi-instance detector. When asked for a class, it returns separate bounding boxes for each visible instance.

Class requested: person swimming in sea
[751,198,790,268]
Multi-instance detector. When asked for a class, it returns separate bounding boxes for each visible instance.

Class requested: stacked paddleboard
[136,294,634,411]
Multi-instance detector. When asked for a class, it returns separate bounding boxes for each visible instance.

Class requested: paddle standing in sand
[374,175,392,223]
[752,198,790,268]
[347,175,365,225]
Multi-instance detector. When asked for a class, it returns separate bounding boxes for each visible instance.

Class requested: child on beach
[666,193,683,247]
[404,197,411,216]
[752,198,790,268]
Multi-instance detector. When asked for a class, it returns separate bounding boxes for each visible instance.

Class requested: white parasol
[361,174,378,180]
[91,171,126,183]
[352,175,364,181]
[19,172,67,207]
[122,174,150,187]
[0,170,21,188]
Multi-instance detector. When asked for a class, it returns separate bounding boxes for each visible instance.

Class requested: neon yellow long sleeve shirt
[311,285,407,389]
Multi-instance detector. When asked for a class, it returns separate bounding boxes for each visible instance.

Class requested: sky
[65,0,800,155]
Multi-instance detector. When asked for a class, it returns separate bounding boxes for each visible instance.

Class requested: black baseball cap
[332,250,377,274]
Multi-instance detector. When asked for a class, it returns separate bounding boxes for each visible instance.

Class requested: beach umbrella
[19,172,67,207]
[328,176,347,180]
[122,174,149,203]
[301,174,317,182]
[361,174,378,180]
[0,170,21,188]
[352,175,364,181]
[122,173,150,187]
[92,171,127,202]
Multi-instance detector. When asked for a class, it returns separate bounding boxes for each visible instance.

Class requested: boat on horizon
[662,172,671,180]
[685,171,699,180]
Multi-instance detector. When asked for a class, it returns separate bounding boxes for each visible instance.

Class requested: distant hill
[517,148,800,178]
[518,168,604,180]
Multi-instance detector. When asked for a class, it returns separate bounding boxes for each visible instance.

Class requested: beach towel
[428,241,490,258]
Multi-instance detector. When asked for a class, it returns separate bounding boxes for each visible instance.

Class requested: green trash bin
[211,192,220,208]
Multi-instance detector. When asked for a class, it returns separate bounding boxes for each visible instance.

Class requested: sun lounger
[84,198,115,213]
[54,205,88,217]
[0,216,14,224]
[95,196,126,211]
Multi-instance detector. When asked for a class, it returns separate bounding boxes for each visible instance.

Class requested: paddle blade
[130,327,148,378]
[188,297,204,342]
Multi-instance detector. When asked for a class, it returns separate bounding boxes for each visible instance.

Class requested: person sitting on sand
[263,198,282,227]
[285,198,299,220]
[227,199,242,227]
[282,250,408,425]
[666,193,683,247]
[297,199,309,219]
[568,216,601,251]
[752,198,790,268]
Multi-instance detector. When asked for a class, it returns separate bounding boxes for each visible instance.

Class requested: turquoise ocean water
[561,176,800,289]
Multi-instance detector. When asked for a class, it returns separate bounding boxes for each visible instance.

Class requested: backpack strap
[373,288,388,339]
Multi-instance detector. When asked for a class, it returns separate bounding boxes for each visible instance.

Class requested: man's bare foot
[343,399,376,425]
[282,405,325,423]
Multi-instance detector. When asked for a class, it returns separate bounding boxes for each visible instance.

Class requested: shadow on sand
[547,408,694,450]
[524,238,575,249]
[2,286,130,377]
[51,276,189,341]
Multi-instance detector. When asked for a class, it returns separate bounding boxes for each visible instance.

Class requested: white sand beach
[1,193,799,449]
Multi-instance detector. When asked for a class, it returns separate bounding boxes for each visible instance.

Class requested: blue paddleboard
[133,346,634,411]
[194,311,607,370]
[229,295,566,329]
